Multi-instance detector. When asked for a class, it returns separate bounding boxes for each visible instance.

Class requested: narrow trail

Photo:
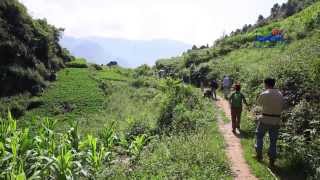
[215,97,257,180]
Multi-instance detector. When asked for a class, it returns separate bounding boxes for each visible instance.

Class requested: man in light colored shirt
[255,78,284,167]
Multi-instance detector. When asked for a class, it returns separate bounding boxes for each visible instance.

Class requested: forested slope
[0,0,73,97]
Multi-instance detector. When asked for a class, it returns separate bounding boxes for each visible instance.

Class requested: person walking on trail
[229,84,248,133]
[222,76,232,99]
[255,78,284,168]
[211,79,218,100]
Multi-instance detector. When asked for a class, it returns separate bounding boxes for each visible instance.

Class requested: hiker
[210,79,218,100]
[255,78,284,167]
[222,75,232,99]
[200,81,204,92]
[229,84,248,133]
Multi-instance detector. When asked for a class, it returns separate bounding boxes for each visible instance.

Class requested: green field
[1,66,232,179]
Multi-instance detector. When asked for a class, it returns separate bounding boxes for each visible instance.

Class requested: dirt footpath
[216,97,257,180]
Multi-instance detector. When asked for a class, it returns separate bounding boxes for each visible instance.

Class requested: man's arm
[242,93,249,106]
[229,93,234,104]
[257,93,263,106]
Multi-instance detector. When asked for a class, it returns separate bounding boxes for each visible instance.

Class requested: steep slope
[156,1,320,179]
[0,0,72,97]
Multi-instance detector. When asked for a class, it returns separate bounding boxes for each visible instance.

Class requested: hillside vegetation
[0,63,231,179]
[1,0,320,179]
[0,0,73,97]
[157,1,320,179]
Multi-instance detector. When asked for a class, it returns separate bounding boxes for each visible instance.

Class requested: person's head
[235,84,241,91]
[264,78,276,89]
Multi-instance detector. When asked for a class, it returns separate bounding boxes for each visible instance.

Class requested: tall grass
[5,67,232,179]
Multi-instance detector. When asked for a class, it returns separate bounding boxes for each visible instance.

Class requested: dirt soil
[216,97,258,180]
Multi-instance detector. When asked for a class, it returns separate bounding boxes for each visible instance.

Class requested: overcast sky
[19,0,287,46]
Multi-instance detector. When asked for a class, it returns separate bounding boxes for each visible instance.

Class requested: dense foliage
[0,0,73,97]
[156,1,320,178]
[0,65,231,179]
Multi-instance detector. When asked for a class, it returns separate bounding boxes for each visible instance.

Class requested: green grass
[93,80,162,134]
[20,67,158,135]
[113,100,232,179]
[94,67,133,82]
[20,68,105,133]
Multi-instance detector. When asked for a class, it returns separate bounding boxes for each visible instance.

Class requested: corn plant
[80,135,109,176]
[99,122,115,150]
[6,160,27,180]
[0,111,17,142]
[116,134,129,153]
[129,134,147,157]
[53,145,74,180]
[0,112,117,179]
[67,121,80,151]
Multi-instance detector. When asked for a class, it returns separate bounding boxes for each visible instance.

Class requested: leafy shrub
[156,79,206,134]
[0,0,72,96]
[126,120,151,141]
[26,98,43,110]
[281,100,320,179]
[92,64,103,71]
[98,81,111,95]
[297,31,307,39]
[0,94,31,118]
[65,58,88,68]
[130,78,150,88]
[134,64,153,77]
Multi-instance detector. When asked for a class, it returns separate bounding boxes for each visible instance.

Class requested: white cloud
[19,0,287,45]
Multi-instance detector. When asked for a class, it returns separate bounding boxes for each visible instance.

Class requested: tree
[191,45,198,50]
[256,15,265,26]
[242,24,251,33]
[271,3,281,19]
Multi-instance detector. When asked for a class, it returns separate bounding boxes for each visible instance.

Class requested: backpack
[230,92,244,108]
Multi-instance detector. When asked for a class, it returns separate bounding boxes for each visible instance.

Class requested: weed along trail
[216,97,257,180]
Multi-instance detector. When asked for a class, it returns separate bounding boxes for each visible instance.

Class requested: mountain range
[59,36,191,67]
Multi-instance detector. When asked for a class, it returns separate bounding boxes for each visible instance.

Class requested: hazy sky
[19,0,287,45]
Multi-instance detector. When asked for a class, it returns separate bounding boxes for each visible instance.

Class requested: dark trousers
[255,122,280,160]
[231,107,242,130]
[211,88,217,99]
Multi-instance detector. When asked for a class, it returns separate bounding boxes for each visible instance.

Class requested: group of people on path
[208,76,284,168]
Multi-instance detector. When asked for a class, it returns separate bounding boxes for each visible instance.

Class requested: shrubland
[156,1,320,178]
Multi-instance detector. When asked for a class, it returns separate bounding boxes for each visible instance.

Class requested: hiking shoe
[255,154,263,162]
[269,158,276,168]
[237,127,241,133]
[232,129,236,134]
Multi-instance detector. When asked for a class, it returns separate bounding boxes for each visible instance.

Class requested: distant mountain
[60,36,191,68]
